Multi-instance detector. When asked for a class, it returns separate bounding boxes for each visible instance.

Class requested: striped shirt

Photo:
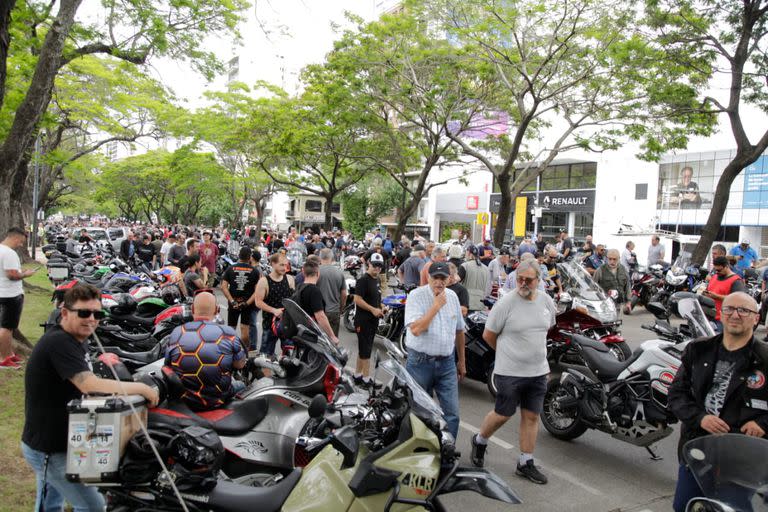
[404,285,465,357]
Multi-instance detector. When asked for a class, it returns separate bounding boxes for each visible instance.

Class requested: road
[225,290,684,512]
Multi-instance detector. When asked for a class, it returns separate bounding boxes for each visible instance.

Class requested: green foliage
[340,175,401,238]
[440,222,470,243]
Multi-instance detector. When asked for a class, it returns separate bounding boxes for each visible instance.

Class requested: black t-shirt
[268,239,284,253]
[396,247,411,263]
[354,273,381,325]
[448,283,469,311]
[297,283,325,316]
[561,237,573,259]
[167,244,186,265]
[364,249,390,270]
[135,242,156,263]
[222,262,260,300]
[704,343,751,415]
[23,326,91,453]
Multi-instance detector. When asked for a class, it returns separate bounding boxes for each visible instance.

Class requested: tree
[340,175,402,238]
[421,0,715,246]
[645,0,768,265]
[0,0,247,235]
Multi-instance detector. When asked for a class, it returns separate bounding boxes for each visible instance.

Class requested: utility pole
[31,135,41,260]
[533,174,541,237]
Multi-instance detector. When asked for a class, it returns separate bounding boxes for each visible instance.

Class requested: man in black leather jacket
[668,292,768,511]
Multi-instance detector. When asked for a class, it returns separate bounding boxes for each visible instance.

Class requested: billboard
[743,155,768,209]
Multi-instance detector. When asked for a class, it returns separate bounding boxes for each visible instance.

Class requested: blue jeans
[249,309,260,350]
[21,442,106,511]
[673,464,703,512]
[260,328,280,357]
[406,350,460,439]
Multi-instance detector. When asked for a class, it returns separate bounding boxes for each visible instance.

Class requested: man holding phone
[704,256,745,332]
[0,227,37,369]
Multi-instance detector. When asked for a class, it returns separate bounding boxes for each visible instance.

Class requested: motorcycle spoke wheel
[541,381,587,440]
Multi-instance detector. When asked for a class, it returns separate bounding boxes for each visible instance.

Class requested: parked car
[107,226,131,252]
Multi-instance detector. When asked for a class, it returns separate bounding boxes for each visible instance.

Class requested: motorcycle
[540,297,714,459]
[682,434,768,512]
[651,252,703,310]
[93,352,520,511]
[630,264,664,310]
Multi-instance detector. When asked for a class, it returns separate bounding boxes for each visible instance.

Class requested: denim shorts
[493,374,548,416]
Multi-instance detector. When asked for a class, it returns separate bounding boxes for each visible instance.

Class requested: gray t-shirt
[485,291,557,377]
[400,256,425,286]
[317,264,346,314]
[648,243,665,265]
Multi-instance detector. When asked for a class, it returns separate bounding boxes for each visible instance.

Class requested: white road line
[459,421,515,450]
[458,420,605,497]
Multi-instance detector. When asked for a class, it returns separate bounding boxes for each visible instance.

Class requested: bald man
[669,292,768,511]
[165,292,246,410]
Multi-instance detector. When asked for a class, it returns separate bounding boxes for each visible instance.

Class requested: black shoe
[470,434,487,467]
[516,459,548,484]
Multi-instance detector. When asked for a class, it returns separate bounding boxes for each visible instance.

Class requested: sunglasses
[66,308,106,320]
[722,306,759,317]
[516,276,538,286]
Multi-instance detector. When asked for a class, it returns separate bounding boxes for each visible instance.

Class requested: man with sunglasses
[669,292,768,511]
[470,260,556,485]
[704,256,746,332]
[22,283,159,511]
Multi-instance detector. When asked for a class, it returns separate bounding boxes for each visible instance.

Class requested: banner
[513,196,527,237]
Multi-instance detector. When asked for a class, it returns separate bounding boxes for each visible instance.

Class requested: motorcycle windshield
[380,358,443,426]
[670,251,692,275]
[683,434,768,511]
[557,261,608,302]
[282,299,346,365]
[677,297,716,338]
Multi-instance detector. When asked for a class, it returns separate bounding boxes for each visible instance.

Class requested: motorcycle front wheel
[486,363,498,398]
[541,379,587,440]
[607,341,632,361]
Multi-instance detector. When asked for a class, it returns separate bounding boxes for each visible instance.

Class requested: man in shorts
[221,246,260,350]
[0,227,37,369]
[470,259,557,484]
[354,252,384,376]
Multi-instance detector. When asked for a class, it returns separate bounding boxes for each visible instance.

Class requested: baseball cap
[429,261,450,277]
[369,253,384,267]
[741,239,750,245]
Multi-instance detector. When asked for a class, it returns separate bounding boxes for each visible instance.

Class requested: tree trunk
[0,0,82,237]
[324,195,334,232]
[691,154,758,265]
[254,197,266,236]
[493,172,512,247]
[393,196,421,242]
[0,0,16,111]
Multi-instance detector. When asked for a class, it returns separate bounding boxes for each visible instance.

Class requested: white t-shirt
[0,244,23,297]
[160,241,174,263]
[485,290,556,377]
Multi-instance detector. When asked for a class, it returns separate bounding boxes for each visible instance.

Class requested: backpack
[383,238,394,252]
[274,284,306,340]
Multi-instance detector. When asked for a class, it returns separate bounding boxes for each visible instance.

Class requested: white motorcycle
[541,297,713,459]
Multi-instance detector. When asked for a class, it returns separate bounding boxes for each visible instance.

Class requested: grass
[0,264,53,512]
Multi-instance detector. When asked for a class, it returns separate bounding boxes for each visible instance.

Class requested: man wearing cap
[354,252,384,376]
[404,261,466,439]
[398,244,426,287]
[364,238,390,293]
[479,238,496,266]
[420,247,447,286]
[488,247,512,286]
[704,256,746,332]
[730,239,758,275]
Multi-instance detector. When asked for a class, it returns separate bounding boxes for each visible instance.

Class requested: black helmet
[160,285,182,306]
[111,293,137,315]
[105,274,137,293]
[169,426,224,491]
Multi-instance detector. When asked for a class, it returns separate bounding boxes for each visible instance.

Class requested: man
[199,231,219,286]
[447,242,464,268]
[648,235,665,266]
[183,254,206,297]
[404,261,466,439]
[668,292,768,512]
[479,238,496,266]
[177,238,199,273]
[253,252,295,357]
[160,233,176,266]
[395,239,412,266]
[268,233,284,254]
[447,262,469,317]
[534,233,547,254]
[730,239,758,275]
[135,234,157,268]
[167,232,187,267]
[221,246,261,349]
[704,256,746,331]
[317,248,346,336]
[559,231,574,261]
[676,165,701,209]
[22,284,158,511]
[584,244,607,275]
[470,260,556,484]
[420,247,447,286]
[119,231,137,262]
[296,259,339,344]
[166,292,246,410]
[594,249,632,315]
[64,230,78,255]
[398,244,426,287]
[1,227,37,368]
[518,237,536,257]
[354,252,384,376]
[459,245,491,313]
[505,253,546,293]
[620,241,637,273]
[488,247,512,286]
[364,238,391,292]
[578,235,595,261]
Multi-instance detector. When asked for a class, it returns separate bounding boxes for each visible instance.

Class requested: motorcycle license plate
[49,267,69,280]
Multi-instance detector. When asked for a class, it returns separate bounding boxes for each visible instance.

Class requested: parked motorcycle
[651,252,703,310]
[630,264,664,310]
[540,297,714,458]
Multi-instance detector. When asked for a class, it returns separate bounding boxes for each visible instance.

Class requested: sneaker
[0,356,21,370]
[516,459,548,484]
[470,434,487,468]
[9,353,23,364]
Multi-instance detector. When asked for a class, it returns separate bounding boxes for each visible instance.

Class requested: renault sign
[490,190,595,213]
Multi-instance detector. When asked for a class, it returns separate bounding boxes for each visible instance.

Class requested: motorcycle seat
[99,344,161,364]
[110,313,157,327]
[150,397,270,436]
[569,333,641,382]
[206,468,302,512]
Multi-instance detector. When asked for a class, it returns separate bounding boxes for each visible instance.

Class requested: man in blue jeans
[403,261,466,439]
[22,283,159,511]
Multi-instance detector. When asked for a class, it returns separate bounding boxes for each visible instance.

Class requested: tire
[342,304,355,332]
[630,294,639,309]
[486,362,498,398]
[398,329,408,358]
[607,341,632,361]
[540,379,588,441]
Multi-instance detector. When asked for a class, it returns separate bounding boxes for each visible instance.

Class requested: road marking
[459,421,515,450]
[459,420,605,497]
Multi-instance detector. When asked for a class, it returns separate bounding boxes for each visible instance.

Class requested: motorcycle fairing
[439,467,522,504]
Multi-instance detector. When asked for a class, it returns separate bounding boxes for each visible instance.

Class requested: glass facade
[493,162,597,193]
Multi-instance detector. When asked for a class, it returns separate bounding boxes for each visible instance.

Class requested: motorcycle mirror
[308,394,328,419]
[646,302,669,320]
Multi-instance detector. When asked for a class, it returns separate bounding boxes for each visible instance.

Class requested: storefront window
[573,212,594,240]
[525,211,567,239]
[305,200,323,212]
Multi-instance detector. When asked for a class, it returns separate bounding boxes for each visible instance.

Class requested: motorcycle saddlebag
[47,260,71,282]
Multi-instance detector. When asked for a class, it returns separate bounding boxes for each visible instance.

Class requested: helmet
[136,297,169,317]
[160,285,182,306]
[105,273,137,292]
[120,427,175,486]
[168,426,224,491]
[447,243,464,259]
[129,285,156,302]
[110,293,137,315]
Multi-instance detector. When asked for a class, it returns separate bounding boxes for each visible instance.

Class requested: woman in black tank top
[262,274,294,330]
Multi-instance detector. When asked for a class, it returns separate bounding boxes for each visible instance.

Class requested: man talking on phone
[403,261,466,439]
[704,256,745,333]
[0,227,37,369]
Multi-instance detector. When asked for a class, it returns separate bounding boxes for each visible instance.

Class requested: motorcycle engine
[608,391,637,428]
